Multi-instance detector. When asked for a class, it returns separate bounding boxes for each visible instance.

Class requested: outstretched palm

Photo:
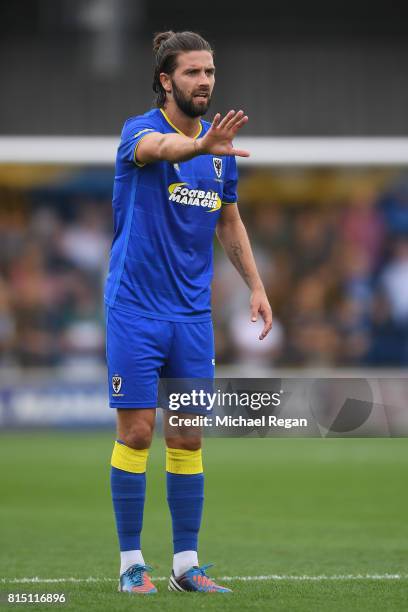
[199,110,250,157]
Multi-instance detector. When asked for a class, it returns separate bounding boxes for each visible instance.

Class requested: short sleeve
[119,116,160,167]
[222,155,238,205]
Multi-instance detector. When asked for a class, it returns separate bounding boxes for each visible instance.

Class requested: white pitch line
[219,574,408,581]
[1,574,407,584]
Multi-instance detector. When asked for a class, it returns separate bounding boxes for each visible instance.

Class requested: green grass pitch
[0,432,407,611]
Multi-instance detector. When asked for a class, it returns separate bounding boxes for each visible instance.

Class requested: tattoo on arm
[230,240,250,283]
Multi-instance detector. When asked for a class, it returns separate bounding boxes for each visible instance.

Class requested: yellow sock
[111,441,149,473]
[166,447,203,474]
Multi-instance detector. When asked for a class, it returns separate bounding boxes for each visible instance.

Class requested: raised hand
[198,110,250,157]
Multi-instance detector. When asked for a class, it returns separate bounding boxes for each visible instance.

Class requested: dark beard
[172,79,211,118]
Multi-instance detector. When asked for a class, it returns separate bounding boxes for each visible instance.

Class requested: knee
[165,435,202,451]
[120,421,154,450]
[183,437,202,451]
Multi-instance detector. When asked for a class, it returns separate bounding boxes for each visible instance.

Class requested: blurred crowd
[1,170,408,370]
[0,198,110,369]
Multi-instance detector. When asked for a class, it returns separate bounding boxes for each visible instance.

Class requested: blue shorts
[106,306,215,411]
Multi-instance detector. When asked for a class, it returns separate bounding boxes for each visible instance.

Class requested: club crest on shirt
[112,375,122,394]
[213,157,222,178]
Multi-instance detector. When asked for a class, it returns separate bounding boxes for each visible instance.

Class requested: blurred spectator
[291,207,334,279]
[366,238,408,365]
[0,277,16,364]
[285,317,340,366]
[340,189,384,268]
[379,238,408,325]
[59,202,110,275]
[9,241,62,366]
[60,272,105,366]
[251,202,290,251]
[379,178,408,237]
[335,296,371,365]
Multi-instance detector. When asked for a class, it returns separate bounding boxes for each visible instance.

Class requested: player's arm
[135,110,250,165]
[216,204,273,340]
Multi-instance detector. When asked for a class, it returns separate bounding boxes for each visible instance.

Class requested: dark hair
[152,31,213,107]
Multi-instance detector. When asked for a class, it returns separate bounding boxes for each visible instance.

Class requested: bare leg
[116,408,156,449]
[163,411,202,450]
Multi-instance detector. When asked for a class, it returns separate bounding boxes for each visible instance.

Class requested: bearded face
[171,77,212,118]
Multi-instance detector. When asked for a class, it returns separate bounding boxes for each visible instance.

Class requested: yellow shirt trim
[133,130,157,167]
[160,108,203,140]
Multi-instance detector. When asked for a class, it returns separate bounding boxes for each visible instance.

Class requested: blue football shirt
[104,108,238,321]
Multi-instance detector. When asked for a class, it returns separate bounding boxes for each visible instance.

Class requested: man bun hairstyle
[153,31,175,54]
[152,31,213,108]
